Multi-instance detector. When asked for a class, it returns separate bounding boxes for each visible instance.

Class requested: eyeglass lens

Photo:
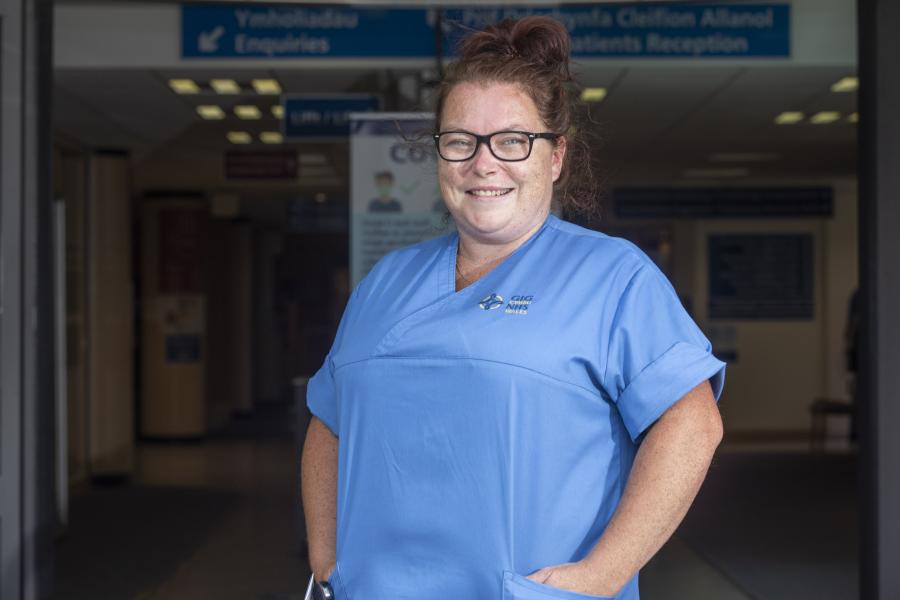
[438,132,532,161]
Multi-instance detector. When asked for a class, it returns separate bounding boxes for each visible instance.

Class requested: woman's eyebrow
[440,123,529,132]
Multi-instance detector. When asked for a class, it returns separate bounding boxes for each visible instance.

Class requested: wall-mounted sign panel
[708,234,814,320]
[225,150,298,180]
[615,187,833,219]
[443,5,790,58]
[182,4,790,60]
[282,95,379,140]
[182,6,436,58]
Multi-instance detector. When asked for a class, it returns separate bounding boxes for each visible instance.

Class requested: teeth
[470,189,511,197]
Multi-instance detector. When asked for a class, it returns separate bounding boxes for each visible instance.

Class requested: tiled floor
[55,404,855,599]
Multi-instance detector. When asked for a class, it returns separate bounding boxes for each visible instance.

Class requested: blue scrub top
[308,215,725,600]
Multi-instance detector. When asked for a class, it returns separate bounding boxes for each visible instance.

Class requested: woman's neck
[454,218,547,290]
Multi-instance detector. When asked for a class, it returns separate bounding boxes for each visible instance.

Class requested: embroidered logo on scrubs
[505,295,533,315]
[479,293,504,310]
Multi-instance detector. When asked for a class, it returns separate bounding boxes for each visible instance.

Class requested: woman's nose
[470,140,499,175]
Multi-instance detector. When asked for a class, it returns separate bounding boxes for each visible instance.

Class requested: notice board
[708,234,814,320]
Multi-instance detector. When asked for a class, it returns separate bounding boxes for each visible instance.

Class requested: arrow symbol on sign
[198,26,225,53]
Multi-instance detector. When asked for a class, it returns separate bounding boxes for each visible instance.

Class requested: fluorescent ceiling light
[683,167,749,179]
[234,105,262,120]
[775,111,804,125]
[260,131,283,144]
[848,112,859,123]
[580,88,607,102]
[709,152,779,163]
[252,79,282,95]
[227,131,252,144]
[831,76,858,93]
[196,105,225,120]
[810,111,841,124]
[211,79,241,94]
[271,105,284,119]
[168,79,200,94]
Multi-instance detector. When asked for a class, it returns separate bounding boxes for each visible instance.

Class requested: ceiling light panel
[227,131,252,144]
[252,79,282,95]
[196,105,225,120]
[260,131,283,144]
[168,79,200,94]
[848,112,859,123]
[580,88,607,102]
[235,105,262,120]
[271,105,284,119]
[831,77,858,93]
[775,111,804,125]
[211,79,241,94]
[810,111,841,124]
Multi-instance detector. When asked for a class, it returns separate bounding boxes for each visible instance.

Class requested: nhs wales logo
[479,293,533,314]
[505,295,533,315]
[479,293,504,310]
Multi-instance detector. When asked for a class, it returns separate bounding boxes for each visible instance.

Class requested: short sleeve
[307,352,339,435]
[603,262,726,441]
[306,287,359,436]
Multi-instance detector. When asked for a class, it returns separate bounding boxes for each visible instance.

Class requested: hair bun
[458,16,572,80]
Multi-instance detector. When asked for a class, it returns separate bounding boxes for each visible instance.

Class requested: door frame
[1,0,55,598]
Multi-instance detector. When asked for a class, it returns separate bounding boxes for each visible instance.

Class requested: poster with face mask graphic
[349,113,453,286]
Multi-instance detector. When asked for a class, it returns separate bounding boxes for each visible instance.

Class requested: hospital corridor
[2,0,897,599]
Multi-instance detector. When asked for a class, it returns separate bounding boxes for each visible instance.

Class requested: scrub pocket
[327,562,349,600]
[502,571,613,600]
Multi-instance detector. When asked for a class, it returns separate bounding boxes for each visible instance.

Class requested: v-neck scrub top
[308,215,725,600]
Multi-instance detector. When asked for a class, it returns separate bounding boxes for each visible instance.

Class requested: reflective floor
[55,403,856,600]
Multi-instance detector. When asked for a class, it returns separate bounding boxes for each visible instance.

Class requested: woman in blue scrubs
[302,16,725,600]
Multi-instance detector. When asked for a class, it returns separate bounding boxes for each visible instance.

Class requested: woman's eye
[447,138,472,147]
[498,136,526,146]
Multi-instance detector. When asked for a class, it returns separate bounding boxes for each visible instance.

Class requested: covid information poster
[349,113,451,286]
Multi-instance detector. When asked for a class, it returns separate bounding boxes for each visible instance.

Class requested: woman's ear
[551,136,567,183]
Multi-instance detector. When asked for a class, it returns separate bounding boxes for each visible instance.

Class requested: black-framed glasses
[433,130,560,162]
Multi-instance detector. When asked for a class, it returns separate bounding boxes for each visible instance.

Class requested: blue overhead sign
[282,96,380,139]
[445,4,790,58]
[182,6,435,58]
[182,4,790,59]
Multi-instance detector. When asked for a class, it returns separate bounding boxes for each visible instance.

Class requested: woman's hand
[526,561,615,597]
[313,562,336,584]
[528,382,721,598]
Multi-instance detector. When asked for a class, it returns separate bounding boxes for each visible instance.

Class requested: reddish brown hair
[435,16,598,217]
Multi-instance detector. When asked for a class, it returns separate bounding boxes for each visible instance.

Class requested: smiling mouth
[467,188,513,198]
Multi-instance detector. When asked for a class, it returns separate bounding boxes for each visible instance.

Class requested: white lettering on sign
[571,34,643,54]
[234,8,359,30]
[234,34,330,56]
[700,8,774,29]
[452,7,615,32]
[617,7,698,29]
[644,33,750,55]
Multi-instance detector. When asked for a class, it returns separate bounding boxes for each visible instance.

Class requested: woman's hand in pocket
[526,560,613,597]
[312,562,335,584]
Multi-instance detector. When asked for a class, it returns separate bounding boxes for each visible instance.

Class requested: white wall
[669,180,857,434]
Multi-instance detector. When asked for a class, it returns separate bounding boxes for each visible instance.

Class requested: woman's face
[438,81,566,249]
